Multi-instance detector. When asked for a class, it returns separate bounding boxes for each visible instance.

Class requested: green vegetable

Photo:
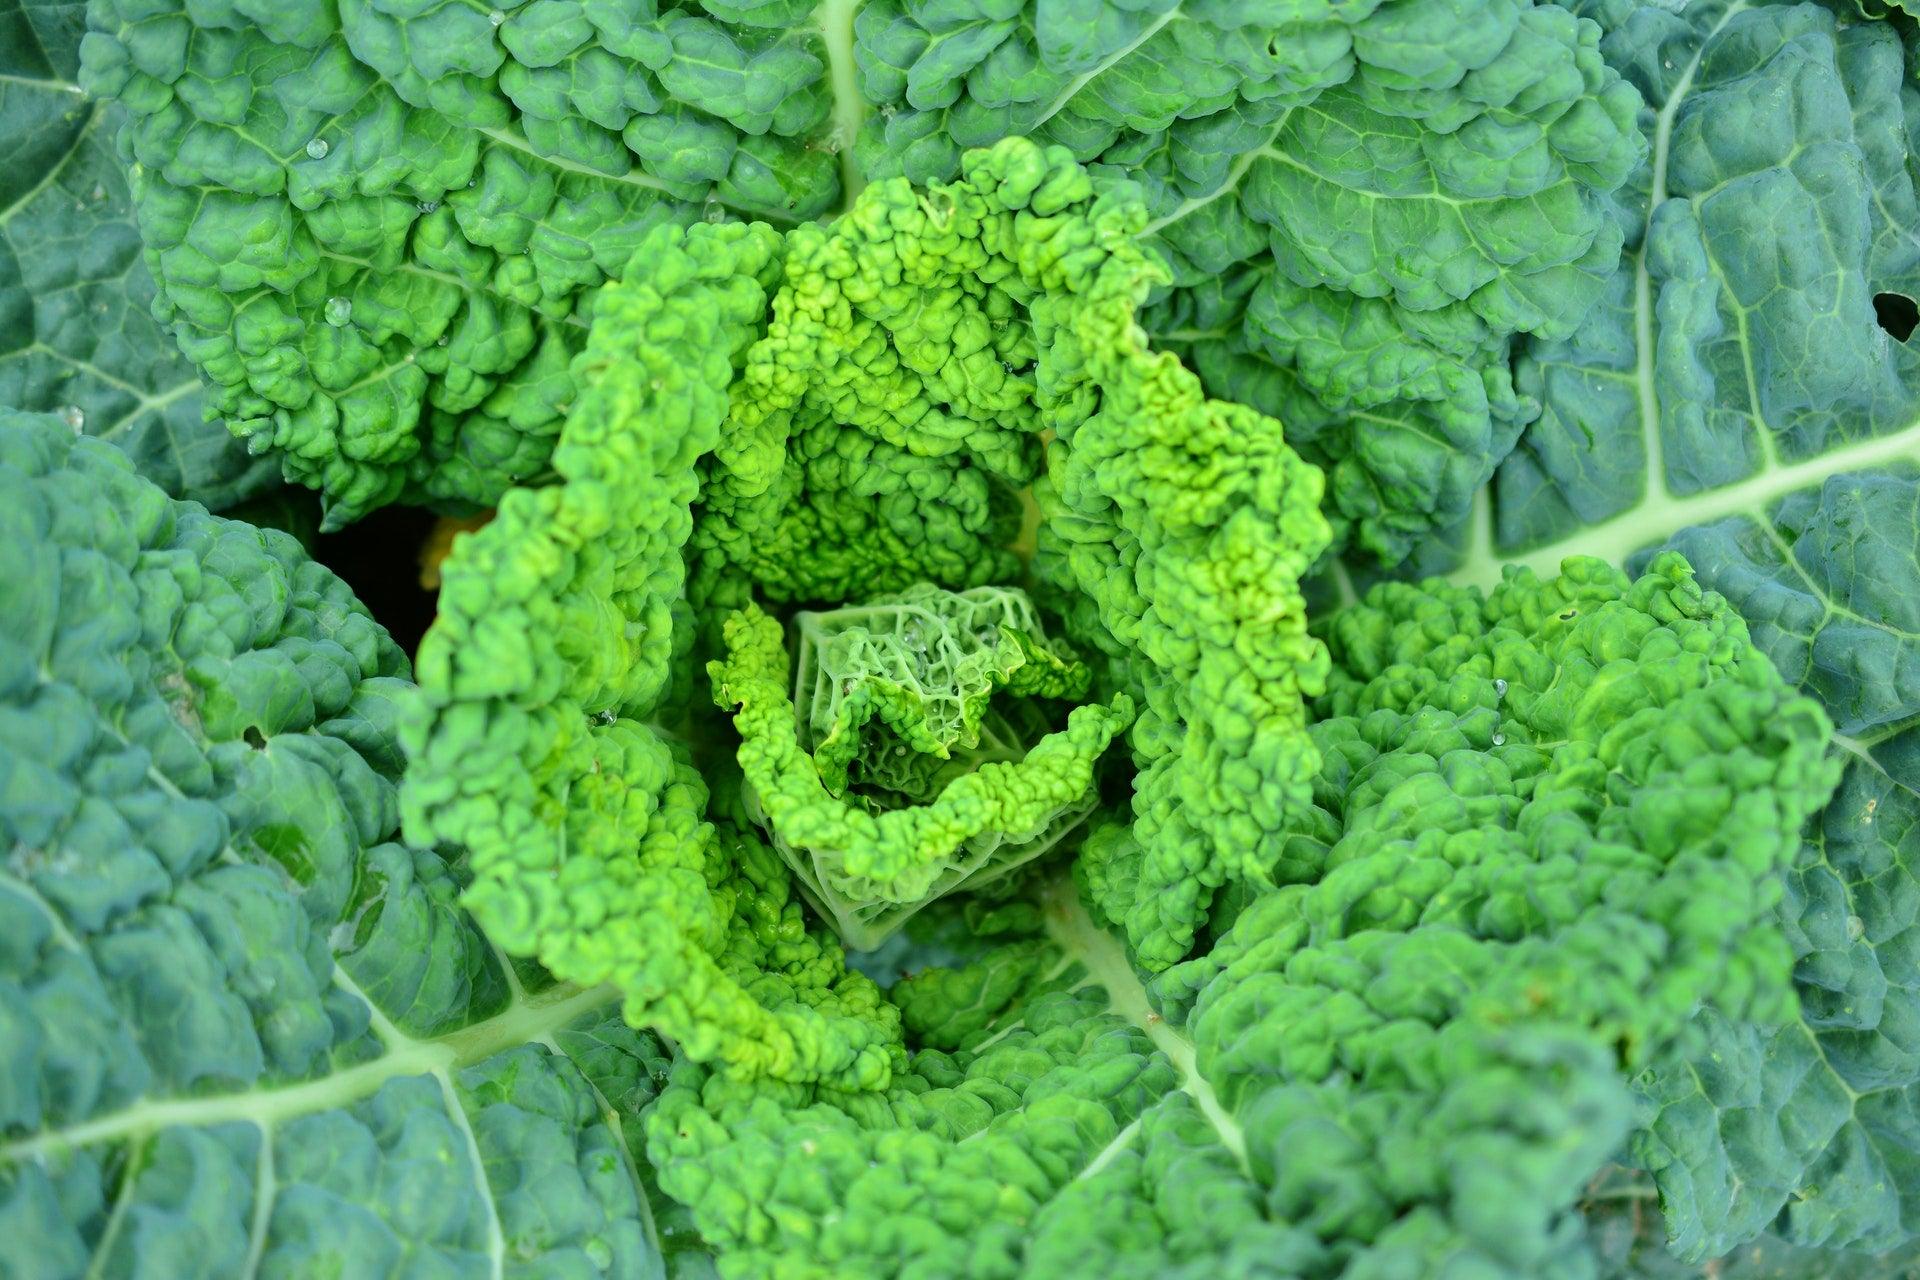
[78,0,1642,539]
[711,590,1130,949]
[8,0,1920,1273]
[0,0,275,507]
[396,137,1877,1278]
[0,412,689,1278]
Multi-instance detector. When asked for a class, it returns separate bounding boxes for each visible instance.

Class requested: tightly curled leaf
[711,593,1130,949]
[687,132,1334,970]
[792,582,1092,802]
[78,0,1643,553]
[403,215,904,1089]
[0,411,684,1278]
[647,555,1840,1279]
[407,136,1332,1077]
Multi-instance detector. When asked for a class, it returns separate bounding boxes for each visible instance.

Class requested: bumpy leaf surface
[1413,2,1920,1263]
[0,412,685,1280]
[80,0,865,525]
[79,0,1642,545]
[648,553,1837,1280]
[0,0,274,507]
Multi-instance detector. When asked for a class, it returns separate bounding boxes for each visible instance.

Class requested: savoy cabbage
[2,0,1919,1277]
[1,0,277,508]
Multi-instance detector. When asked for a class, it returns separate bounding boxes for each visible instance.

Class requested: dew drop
[436,334,450,347]
[489,8,506,24]
[1490,732,1506,746]
[1493,677,1508,698]
[59,404,85,432]
[702,197,725,224]
[324,296,353,326]
[305,137,330,160]
[592,709,618,726]
[1848,914,1866,941]
[416,198,440,213]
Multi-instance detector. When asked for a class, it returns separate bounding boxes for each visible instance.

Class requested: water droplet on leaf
[1490,732,1505,746]
[1493,678,1508,698]
[1848,914,1866,941]
[59,405,84,432]
[489,8,506,24]
[305,137,330,160]
[324,296,353,326]
[417,199,440,213]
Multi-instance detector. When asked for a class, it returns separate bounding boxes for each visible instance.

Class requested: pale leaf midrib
[1039,880,1247,1170]
[1450,414,1920,591]
[814,0,867,210]
[0,983,620,1163]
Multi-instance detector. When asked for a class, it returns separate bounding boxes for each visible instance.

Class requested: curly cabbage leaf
[646,552,1838,1280]
[79,0,1644,550]
[0,0,275,508]
[407,137,1331,1076]
[0,411,692,1280]
[852,0,1649,564]
[79,0,865,526]
[711,596,1129,949]
[1401,2,1920,1264]
[792,582,1092,801]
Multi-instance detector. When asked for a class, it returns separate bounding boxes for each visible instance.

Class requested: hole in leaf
[1873,292,1918,342]
[243,727,268,749]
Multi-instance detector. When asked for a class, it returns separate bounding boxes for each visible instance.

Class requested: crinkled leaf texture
[792,582,1092,801]
[79,0,867,526]
[0,0,275,508]
[79,0,1642,546]
[711,596,1130,949]
[1405,0,1920,1266]
[405,137,1331,1091]
[0,413,689,1279]
[645,552,1836,1280]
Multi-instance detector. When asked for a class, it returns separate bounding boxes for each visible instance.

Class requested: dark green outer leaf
[1411,0,1920,1264]
[0,0,275,509]
[0,414,676,1279]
